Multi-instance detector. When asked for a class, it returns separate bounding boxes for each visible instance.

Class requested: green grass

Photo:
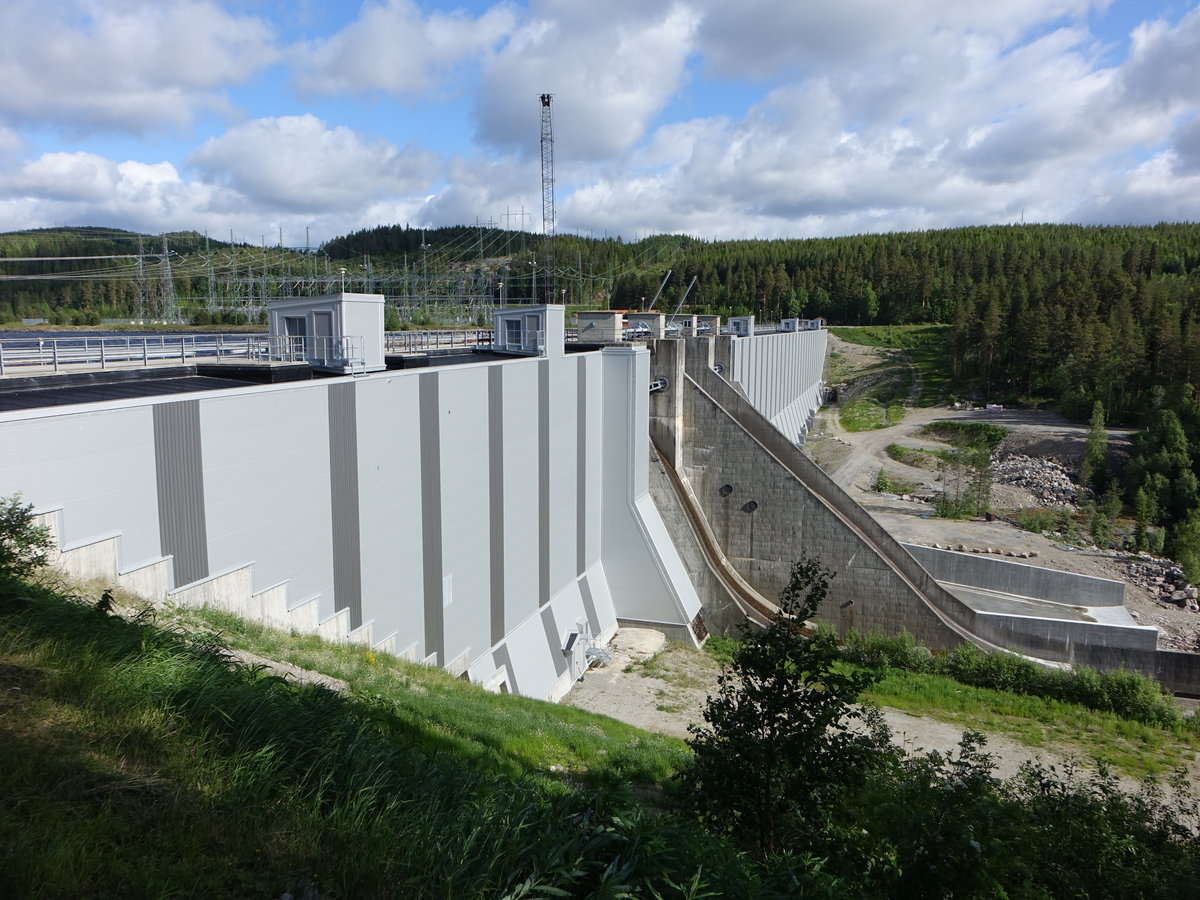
[1007,507,1061,534]
[829,324,953,405]
[920,419,1010,450]
[5,576,1199,896]
[0,583,749,899]
[873,469,920,494]
[840,398,906,431]
[885,442,950,470]
[864,669,1200,779]
[173,605,687,785]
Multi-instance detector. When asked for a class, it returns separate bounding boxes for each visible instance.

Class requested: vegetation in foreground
[682,560,1200,896]
[4,498,1200,897]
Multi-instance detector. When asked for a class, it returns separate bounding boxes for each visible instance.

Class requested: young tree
[682,558,891,858]
[0,494,52,580]
[1080,401,1108,491]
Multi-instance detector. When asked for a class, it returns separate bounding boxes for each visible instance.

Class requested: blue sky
[0,0,1198,245]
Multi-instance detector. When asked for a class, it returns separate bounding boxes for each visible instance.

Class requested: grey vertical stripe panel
[538,359,550,606]
[328,382,362,629]
[576,356,587,574]
[153,400,209,586]
[579,575,600,634]
[488,365,505,645]
[541,606,567,676]
[419,373,444,664]
[492,645,519,695]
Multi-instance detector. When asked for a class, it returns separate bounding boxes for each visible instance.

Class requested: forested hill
[328,222,1200,422]
[327,222,1199,323]
[3,222,1199,422]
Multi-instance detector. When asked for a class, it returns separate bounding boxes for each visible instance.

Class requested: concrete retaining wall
[902,543,1127,607]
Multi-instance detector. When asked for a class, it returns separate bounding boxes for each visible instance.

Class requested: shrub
[682,558,892,858]
[1012,507,1059,534]
[873,468,919,494]
[839,630,1182,728]
[0,494,52,580]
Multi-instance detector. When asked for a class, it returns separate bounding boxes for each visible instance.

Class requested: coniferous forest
[3,222,1199,424]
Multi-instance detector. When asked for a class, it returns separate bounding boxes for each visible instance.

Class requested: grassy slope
[0,584,743,899]
[174,605,687,784]
[5,579,1199,896]
[865,670,1199,778]
[829,324,953,406]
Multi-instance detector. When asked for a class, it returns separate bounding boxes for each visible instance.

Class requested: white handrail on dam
[0,333,364,375]
[384,330,493,353]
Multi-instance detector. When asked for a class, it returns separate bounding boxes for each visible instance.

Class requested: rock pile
[1126,555,1200,613]
[929,543,1038,559]
[992,454,1078,508]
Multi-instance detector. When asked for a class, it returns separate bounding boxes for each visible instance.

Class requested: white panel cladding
[436,365,493,671]
[500,360,541,630]
[496,593,563,700]
[200,388,335,614]
[581,354,604,566]
[728,329,827,442]
[354,375,425,644]
[0,342,705,697]
[0,405,160,569]
[547,354,579,593]
[487,573,609,702]
[583,562,617,630]
[599,347,702,631]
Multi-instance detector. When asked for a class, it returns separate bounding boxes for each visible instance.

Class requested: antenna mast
[540,92,556,303]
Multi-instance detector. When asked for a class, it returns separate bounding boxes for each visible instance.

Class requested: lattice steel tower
[540,92,556,303]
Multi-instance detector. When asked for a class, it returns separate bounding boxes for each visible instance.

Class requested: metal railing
[0,333,365,375]
[384,330,492,353]
[278,335,366,371]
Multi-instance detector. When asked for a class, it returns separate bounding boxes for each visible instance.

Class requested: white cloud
[0,0,276,134]
[1,0,1197,245]
[1115,6,1200,110]
[1069,152,1200,223]
[472,1,700,161]
[693,0,1108,80]
[0,144,439,244]
[186,115,439,212]
[554,0,1200,238]
[0,127,23,158]
[1174,118,1200,176]
[293,0,516,97]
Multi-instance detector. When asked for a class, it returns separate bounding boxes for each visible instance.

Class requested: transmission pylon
[540,92,557,303]
[158,236,178,322]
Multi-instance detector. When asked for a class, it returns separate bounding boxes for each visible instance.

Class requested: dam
[3,297,1199,697]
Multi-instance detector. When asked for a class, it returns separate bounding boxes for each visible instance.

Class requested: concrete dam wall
[0,341,701,702]
[9,313,1200,697]
[653,334,981,650]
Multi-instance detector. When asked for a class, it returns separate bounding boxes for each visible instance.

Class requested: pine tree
[1080,401,1108,491]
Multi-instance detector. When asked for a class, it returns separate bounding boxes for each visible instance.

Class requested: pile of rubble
[1126,555,1200,613]
[992,454,1078,508]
